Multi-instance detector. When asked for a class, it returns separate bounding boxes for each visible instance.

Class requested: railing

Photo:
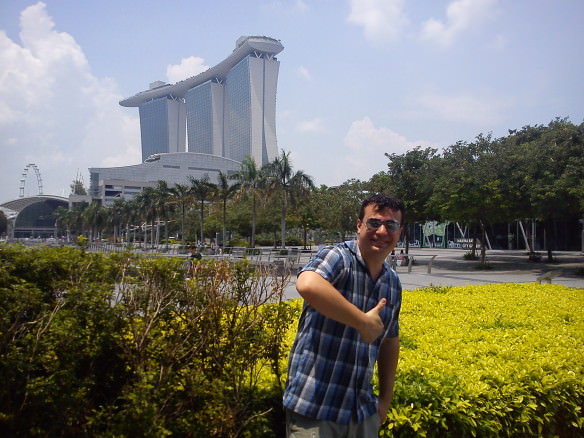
[387,254,439,273]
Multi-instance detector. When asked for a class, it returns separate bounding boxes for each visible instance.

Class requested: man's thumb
[375,298,387,313]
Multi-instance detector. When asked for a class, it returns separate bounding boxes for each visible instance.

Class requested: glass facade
[138,97,186,162]
[186,82,214,154]
[224,57,252,163]
[13,198,68,238]
[139,98,169,161]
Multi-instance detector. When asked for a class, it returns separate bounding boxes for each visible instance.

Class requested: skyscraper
[120,36,283,167]
[138,95,186,162]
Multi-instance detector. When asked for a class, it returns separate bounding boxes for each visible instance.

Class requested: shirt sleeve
[299,245,347,285]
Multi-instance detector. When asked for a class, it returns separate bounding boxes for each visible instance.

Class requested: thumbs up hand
[358,298,386,343]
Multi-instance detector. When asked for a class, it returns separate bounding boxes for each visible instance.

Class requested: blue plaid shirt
[283,240,402,424]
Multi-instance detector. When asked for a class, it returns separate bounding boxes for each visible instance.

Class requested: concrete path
[283,248,584,300]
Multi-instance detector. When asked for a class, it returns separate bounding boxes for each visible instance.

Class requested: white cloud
[347,0,409,45]
[297,66,312,81]
[414,92,507,124]
[421,0,498,47]
[294,0,309,13]
[342,117,426,179]
[166,56,209,83]
[297,118,324,132]
[488,34,507,50]
[0,2,140,201]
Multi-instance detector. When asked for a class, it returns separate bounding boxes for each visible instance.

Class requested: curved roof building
[120,36,283,166]
[0,195,68,238]
[120,36,283,107]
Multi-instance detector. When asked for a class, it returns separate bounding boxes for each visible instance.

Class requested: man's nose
[376,223,391,234]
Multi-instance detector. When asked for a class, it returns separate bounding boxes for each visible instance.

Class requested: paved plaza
[283,248,584,300]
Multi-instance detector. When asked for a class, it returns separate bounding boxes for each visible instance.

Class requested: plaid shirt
[283,240,402,424]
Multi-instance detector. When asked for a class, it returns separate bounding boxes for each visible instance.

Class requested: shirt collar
[345,239,390,277]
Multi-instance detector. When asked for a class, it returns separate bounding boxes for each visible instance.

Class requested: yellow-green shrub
[380,283,584,437]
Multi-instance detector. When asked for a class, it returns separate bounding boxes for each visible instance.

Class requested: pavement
[282,248,584,300]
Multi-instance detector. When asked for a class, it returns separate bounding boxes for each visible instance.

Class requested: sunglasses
[365,218,401,232]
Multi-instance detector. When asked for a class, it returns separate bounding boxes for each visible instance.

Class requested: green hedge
[0,244,297,437]
[1,243,582,437]
[380,284,584,437]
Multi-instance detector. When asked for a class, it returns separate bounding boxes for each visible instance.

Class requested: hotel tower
[89,36,283,205]
[119,35,283,166]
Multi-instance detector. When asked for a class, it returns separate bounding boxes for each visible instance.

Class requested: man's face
[356,204,403,260]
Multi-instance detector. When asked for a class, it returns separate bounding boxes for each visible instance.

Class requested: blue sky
[1,0,583,203]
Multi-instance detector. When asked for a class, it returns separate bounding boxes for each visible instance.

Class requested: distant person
[189,245,202,261]
[283,193,405,437]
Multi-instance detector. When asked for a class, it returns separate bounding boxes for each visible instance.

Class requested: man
[283,193,404,437]
[189,245,202,261]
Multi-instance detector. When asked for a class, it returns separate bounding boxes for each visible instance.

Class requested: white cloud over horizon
[297,118,324,133]
[341,117,430,180]
[421,0,498,47]
[413,92,509,125]
[0,2,140,200]
[347,0,409,45]
[166,56,209,84]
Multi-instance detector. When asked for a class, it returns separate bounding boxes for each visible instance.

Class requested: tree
[109,199,126,243]
[81,202,106,241]
[384,147,440,251]
[431,135,507,264]
[505,119,584,260]
[215,171,240,247]
[135,187,157,247]
[153,180,173,247]
[70,177,87,196]
[312,180,365,243]
[189,176,216,244]
[263,150,314,248]
[233,156,266,248]
[170,183,191,243]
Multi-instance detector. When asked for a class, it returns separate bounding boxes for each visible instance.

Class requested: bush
[0,244,298,437]
[2,243,582,436]
[380,283,584,437]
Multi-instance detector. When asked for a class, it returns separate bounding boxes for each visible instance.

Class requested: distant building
[120,36,282,166]
[89,152,240,205]
[138,95,187,161]
[88,36,283,205]
[0,195,68,239]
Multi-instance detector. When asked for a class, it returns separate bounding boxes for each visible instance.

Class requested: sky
[1,0,583,204]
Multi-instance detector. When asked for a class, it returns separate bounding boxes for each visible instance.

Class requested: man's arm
[296,270,386,343]
[377,336,400,421]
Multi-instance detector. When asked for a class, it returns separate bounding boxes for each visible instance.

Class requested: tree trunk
[281,194,287,248]
[251,195,256,248]
[222,199,227,249]
[200,201,204,245]
[480,221,487,265]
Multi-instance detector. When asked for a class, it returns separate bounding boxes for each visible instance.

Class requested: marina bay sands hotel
[89,36,283,204]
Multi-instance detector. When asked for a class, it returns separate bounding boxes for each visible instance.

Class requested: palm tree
[153,180,173,247]
[81,202,105,241]
[53,206,73,241]
[121,199,138,243]
[215,171,240,247]
[170,183,191,244]
[135,187,157,247]
[189,176,216,245]
[233,156,266,248]
[109,199,126,243]
[264,149,314,248]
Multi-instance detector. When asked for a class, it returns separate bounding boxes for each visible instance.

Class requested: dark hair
[359,193,406,225]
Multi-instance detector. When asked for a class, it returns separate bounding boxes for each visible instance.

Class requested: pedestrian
[189,245,202,261]
[283,193,405,437]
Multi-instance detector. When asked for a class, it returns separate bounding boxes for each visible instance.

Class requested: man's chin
[372,241,394,252]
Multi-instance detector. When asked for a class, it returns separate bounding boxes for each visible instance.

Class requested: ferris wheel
[19,163,43,198]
